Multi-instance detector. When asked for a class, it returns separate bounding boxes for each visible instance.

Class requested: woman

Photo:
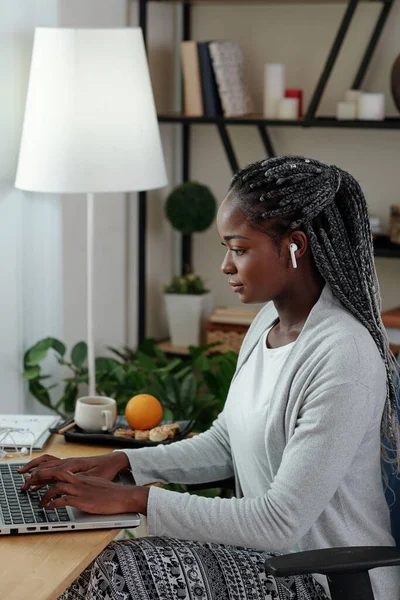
[21,156,400,600]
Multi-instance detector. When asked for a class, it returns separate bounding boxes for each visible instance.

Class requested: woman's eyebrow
[223,235,250,241]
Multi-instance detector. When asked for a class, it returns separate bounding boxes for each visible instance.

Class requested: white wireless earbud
[289,243,298,269]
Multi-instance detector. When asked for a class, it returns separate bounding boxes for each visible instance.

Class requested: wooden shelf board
[158,113,400,129]
[373,236,400,258]
[374,248,400,258]
[151,0,381,4]
[156,340,192,355]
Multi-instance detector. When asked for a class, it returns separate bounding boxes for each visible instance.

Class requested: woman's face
[216,192,291,304]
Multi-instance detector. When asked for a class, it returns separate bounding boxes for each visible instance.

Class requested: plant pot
[164,292,213,347]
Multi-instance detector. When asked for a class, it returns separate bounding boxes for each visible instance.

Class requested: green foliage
[165,181,217,234]
[163,273,208,295]
[21,337,238,432]
[23,337,86,417]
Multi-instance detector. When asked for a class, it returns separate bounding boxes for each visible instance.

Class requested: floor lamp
[15,28,167,397]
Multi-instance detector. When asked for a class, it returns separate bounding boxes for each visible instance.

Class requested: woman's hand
[19,452,130,491]
[38,470,149,515]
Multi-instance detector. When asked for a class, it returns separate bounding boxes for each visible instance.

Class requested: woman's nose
[221,253,236,275]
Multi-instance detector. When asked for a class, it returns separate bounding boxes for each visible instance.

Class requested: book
[213,307,259,316]
[0,414,60,450]
[197,42,223,117]
[208,40,254,117]
[209,306,259,326]
[180,41,204,116]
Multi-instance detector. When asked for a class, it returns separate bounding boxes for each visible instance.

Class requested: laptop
[0,460,140,535]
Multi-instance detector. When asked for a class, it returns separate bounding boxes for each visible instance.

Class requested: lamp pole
[86,192,96,396]
[138,0,148,344]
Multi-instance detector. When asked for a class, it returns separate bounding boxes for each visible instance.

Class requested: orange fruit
[125,394,163,430]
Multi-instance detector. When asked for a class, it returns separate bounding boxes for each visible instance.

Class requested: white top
[228,326,295,497]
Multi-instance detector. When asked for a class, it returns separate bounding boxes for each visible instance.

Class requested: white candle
[277,98,299,120]
[264,64,285,118]
[345,90,361,103]
[358,93,385,120]
[336,101,357,120]
[344,90,361,118]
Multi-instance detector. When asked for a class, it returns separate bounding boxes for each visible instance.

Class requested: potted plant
[164,181,217,346]
[22,337,238,433]
[163,273,213,347]
[164,180,217,274]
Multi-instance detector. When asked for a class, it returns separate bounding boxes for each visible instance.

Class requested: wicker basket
[206,322,249,354]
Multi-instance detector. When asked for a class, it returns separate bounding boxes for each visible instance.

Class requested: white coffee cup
[74,396,117,432]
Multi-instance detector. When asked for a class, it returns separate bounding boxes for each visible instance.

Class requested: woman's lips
[229,283,244,293]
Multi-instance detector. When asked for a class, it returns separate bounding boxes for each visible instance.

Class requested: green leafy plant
[163,273,208,295]
[23,337,88,416]
[191,345,238,414]
[22,337,238,432]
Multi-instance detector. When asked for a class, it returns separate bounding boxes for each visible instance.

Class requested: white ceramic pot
[164,292,213,347]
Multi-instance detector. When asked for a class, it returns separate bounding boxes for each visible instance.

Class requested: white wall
[0,0,63,414]
[188,2,400,311]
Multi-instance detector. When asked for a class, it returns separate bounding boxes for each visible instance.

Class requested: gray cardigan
[122,284,400,599]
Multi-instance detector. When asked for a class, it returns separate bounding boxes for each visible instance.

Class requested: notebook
[0,414,60,450]
[0,460,140,535]
[208,40,254,117]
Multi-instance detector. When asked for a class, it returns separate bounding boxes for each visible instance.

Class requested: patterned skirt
[58,537,329,600]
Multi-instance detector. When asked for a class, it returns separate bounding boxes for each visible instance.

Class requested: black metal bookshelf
[138,0,398,341]
[373,237,400,258]
[158,114,400,129]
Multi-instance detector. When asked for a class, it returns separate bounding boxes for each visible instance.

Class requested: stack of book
[206,306,259,353]
[180,40,254,118]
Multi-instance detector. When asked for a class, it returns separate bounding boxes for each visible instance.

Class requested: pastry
[149,426,169,442]
[160,422,181,439]
[114,428,135,438]
[135,429,150,441]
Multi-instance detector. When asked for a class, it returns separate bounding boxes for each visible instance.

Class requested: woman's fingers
[22,465,77,490]
[21,467,58,490]
[39,481,76,507]
[43,495,74,510]
[18,454,61,473]
[38,475,133,515]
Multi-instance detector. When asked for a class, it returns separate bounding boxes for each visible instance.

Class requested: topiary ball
[165,181,217,234]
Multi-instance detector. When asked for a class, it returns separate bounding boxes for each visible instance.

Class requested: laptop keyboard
[0,463,70,526]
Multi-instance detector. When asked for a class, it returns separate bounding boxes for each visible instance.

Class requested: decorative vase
[391,54,400,113]
[164,292,213,347]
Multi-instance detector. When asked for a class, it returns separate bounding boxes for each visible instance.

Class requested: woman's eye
[232,249,244,256]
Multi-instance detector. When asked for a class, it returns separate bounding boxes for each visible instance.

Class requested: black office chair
[265,459,400,600]
[264,546,400,600]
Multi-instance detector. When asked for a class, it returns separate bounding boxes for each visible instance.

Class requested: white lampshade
[15,27,167,193]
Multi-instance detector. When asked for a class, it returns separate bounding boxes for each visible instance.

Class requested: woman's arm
[120,411,234,486]
[144,381,379,552]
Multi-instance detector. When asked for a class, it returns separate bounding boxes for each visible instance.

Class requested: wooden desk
[0,434,123,600]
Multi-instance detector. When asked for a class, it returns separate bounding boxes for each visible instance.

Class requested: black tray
[50,416,196,448]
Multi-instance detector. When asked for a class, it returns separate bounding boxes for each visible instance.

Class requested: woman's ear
[289,231,308,258]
